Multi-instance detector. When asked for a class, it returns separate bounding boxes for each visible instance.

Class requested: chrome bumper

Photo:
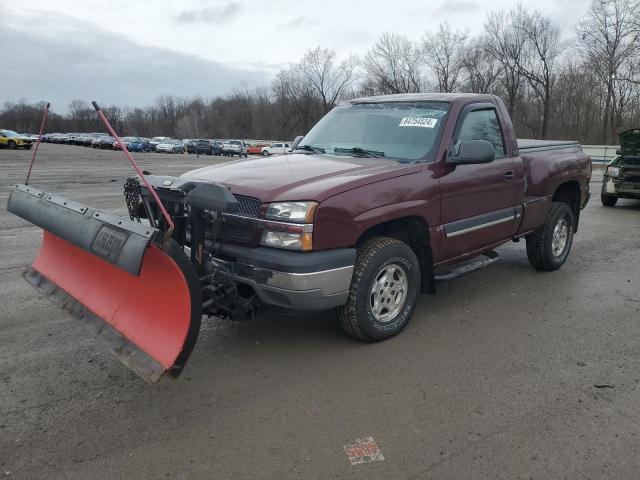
[216,258,353,310]
[201,243,356,311]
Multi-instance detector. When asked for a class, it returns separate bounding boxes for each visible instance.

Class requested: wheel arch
[356,215,435,294]
[552,181,581,232]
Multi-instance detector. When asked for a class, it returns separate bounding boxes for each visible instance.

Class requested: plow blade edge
[8,184,202,383]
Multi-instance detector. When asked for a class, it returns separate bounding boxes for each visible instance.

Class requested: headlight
[608,166,621,178]
[261,230,313,251]
[265,201,317,223]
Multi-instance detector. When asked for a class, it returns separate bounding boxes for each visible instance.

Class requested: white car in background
[149,136,171,152]
[261,142,291,156]
[155,139,185,154]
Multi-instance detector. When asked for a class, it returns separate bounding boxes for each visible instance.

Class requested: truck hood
[181,153,421,202]
[619,128,640,156]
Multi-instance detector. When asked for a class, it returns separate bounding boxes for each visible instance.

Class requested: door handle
[503,170,515,182]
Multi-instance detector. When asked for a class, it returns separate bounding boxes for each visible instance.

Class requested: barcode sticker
[398,117,438,128]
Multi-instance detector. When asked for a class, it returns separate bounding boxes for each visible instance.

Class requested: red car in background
[247,143,267,155]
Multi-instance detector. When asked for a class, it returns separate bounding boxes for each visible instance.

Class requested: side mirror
[292,135,304,150]
[449,140,496,165]
[616,148,622,155]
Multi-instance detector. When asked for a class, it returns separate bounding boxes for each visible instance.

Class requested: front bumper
[212,244,356,310]
[602,177,640,198]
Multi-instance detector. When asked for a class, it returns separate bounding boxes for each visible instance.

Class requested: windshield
[299,101,449,161]
[1,130,19,137]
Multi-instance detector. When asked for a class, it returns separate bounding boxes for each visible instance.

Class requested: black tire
[262,150,269,156]
[8,140,16,149]
[338,237,420,342]
[601,193,618,207]
[526,202,574,271]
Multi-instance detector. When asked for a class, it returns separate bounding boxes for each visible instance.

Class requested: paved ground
[1,144,639,479]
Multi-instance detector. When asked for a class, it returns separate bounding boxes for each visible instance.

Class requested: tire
[526,202,574,271]
[338,237,420,342]
[262,150,269,156]
[601,193,618,207]
[8,140,16,149]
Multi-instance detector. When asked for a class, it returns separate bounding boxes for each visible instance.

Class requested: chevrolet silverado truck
[8,93,592,382]
[601,128,640,206]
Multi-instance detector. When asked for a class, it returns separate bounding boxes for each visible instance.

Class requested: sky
[1,0,591,111]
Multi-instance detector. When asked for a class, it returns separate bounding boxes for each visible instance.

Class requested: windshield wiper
[334,147,385,158]
[294,144,325,154]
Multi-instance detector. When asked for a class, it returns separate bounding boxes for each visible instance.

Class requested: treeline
[3,0,640,145]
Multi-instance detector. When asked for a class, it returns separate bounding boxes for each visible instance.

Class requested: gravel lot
[1,144,639,479]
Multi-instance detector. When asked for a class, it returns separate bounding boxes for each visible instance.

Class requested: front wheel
[338,237,420,342]
[526,202,574,271]
[601,193,618,207]
[8,140,16,149]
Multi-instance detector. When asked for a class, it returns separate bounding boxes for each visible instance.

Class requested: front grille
[208,194,262,244]
[234,194,261,218]
[623,174,640,184]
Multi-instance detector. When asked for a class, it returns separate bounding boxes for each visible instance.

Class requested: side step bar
[434,251,500,281]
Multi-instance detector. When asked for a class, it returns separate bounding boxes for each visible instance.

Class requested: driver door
[438,104,517,261]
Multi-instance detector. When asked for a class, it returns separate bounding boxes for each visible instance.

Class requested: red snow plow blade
[8,184,202,383]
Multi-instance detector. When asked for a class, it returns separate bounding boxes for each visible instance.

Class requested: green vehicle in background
[602,128,640,206]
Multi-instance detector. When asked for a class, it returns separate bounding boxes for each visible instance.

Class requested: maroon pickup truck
[174,93,591,339]
[8,93,592,382]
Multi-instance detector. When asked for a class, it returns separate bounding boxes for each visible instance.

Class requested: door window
[456,109,505,158]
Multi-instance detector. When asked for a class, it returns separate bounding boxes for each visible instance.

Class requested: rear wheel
[262,150,269,156]
[526,202,574,271]
[338,237,420,342]
[601,193,618,207]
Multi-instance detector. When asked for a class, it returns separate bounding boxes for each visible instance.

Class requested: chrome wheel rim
[370,263,408,323]
[552,217,569,257]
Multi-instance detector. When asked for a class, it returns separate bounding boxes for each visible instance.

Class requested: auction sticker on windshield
[398,117,438,128]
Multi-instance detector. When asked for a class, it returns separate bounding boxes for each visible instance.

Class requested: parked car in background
[247,143,268,155]
[221,140,247,157]
[185,139,198,154]
[211,140,224,155]
[113,136,139,150]
[149,136,170,152]
[191,139,215,155]
[601,128,640,206]
[98,136,116,149]
[0,129,33,149]
[156,139,185,154]
[84,133,106,146]
[261,142,291,156]
[125,137,150,152]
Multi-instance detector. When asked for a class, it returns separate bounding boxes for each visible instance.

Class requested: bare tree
[509,7,561,139]
[363,33,424,94]
[576,0,640,142]
[298,47,358,113]
[461,37,501,93]
[485,11,525,116]
[422,23,469,93]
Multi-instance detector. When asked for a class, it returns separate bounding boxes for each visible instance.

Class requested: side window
[456,109,505,158]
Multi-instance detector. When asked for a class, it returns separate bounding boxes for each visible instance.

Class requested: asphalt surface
[1,144,639,479]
